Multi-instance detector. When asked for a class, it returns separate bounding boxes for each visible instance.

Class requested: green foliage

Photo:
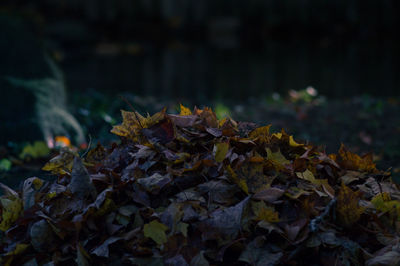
[214,102,231,119]
[19,141,50,159]
[0,159,12,172]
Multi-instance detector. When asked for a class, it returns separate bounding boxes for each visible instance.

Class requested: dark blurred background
[2,0,400,99]
[0,0,399,185]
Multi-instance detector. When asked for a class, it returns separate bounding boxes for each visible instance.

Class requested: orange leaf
[337,144,377,173]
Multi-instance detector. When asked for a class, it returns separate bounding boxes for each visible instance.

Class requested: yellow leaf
[214,142,229,162]
[143,108,167,128]
[179,104,192,115]
[249,125,271,144]
[110,110,142,139]
[296,169,316,183]
[32,178,43,190]
[336,183,365,227]
[271,132,282,139]
[176,133,190,143]
[144,220,169,245]
[94,198,116,218]
[3,243,29,266]
[252,201,279,222]
[257,207,279,223]
[0,197,23,231]
[4,243,29,256]
[226,165,249,194]
[295,170,334,197]
[371,193,400,220]
[47,192,57,199]
[271,131,303,147]
[111,109,167,141]
[289,136,303,147]
[172,153,191,164]
[266,148,290,168]
[42,148,77,175]
[241,161,272,193]
[218,117,228,128]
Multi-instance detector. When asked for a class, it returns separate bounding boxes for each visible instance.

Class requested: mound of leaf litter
[0,105,399,265]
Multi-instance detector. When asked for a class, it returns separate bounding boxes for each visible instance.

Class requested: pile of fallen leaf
[0,105,399,265]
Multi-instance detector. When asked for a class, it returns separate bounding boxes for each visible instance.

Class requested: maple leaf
[111,108,167,141]
[228,160,273,194]
[296,169,335,198]
[218,117,238,136]
[179,104,192,115]
[42,147,77,174]
[336,183,365,227]
[337,144,377,173]
[249,125,271,144]
[194,106,218,128]
[110,110,144,139]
